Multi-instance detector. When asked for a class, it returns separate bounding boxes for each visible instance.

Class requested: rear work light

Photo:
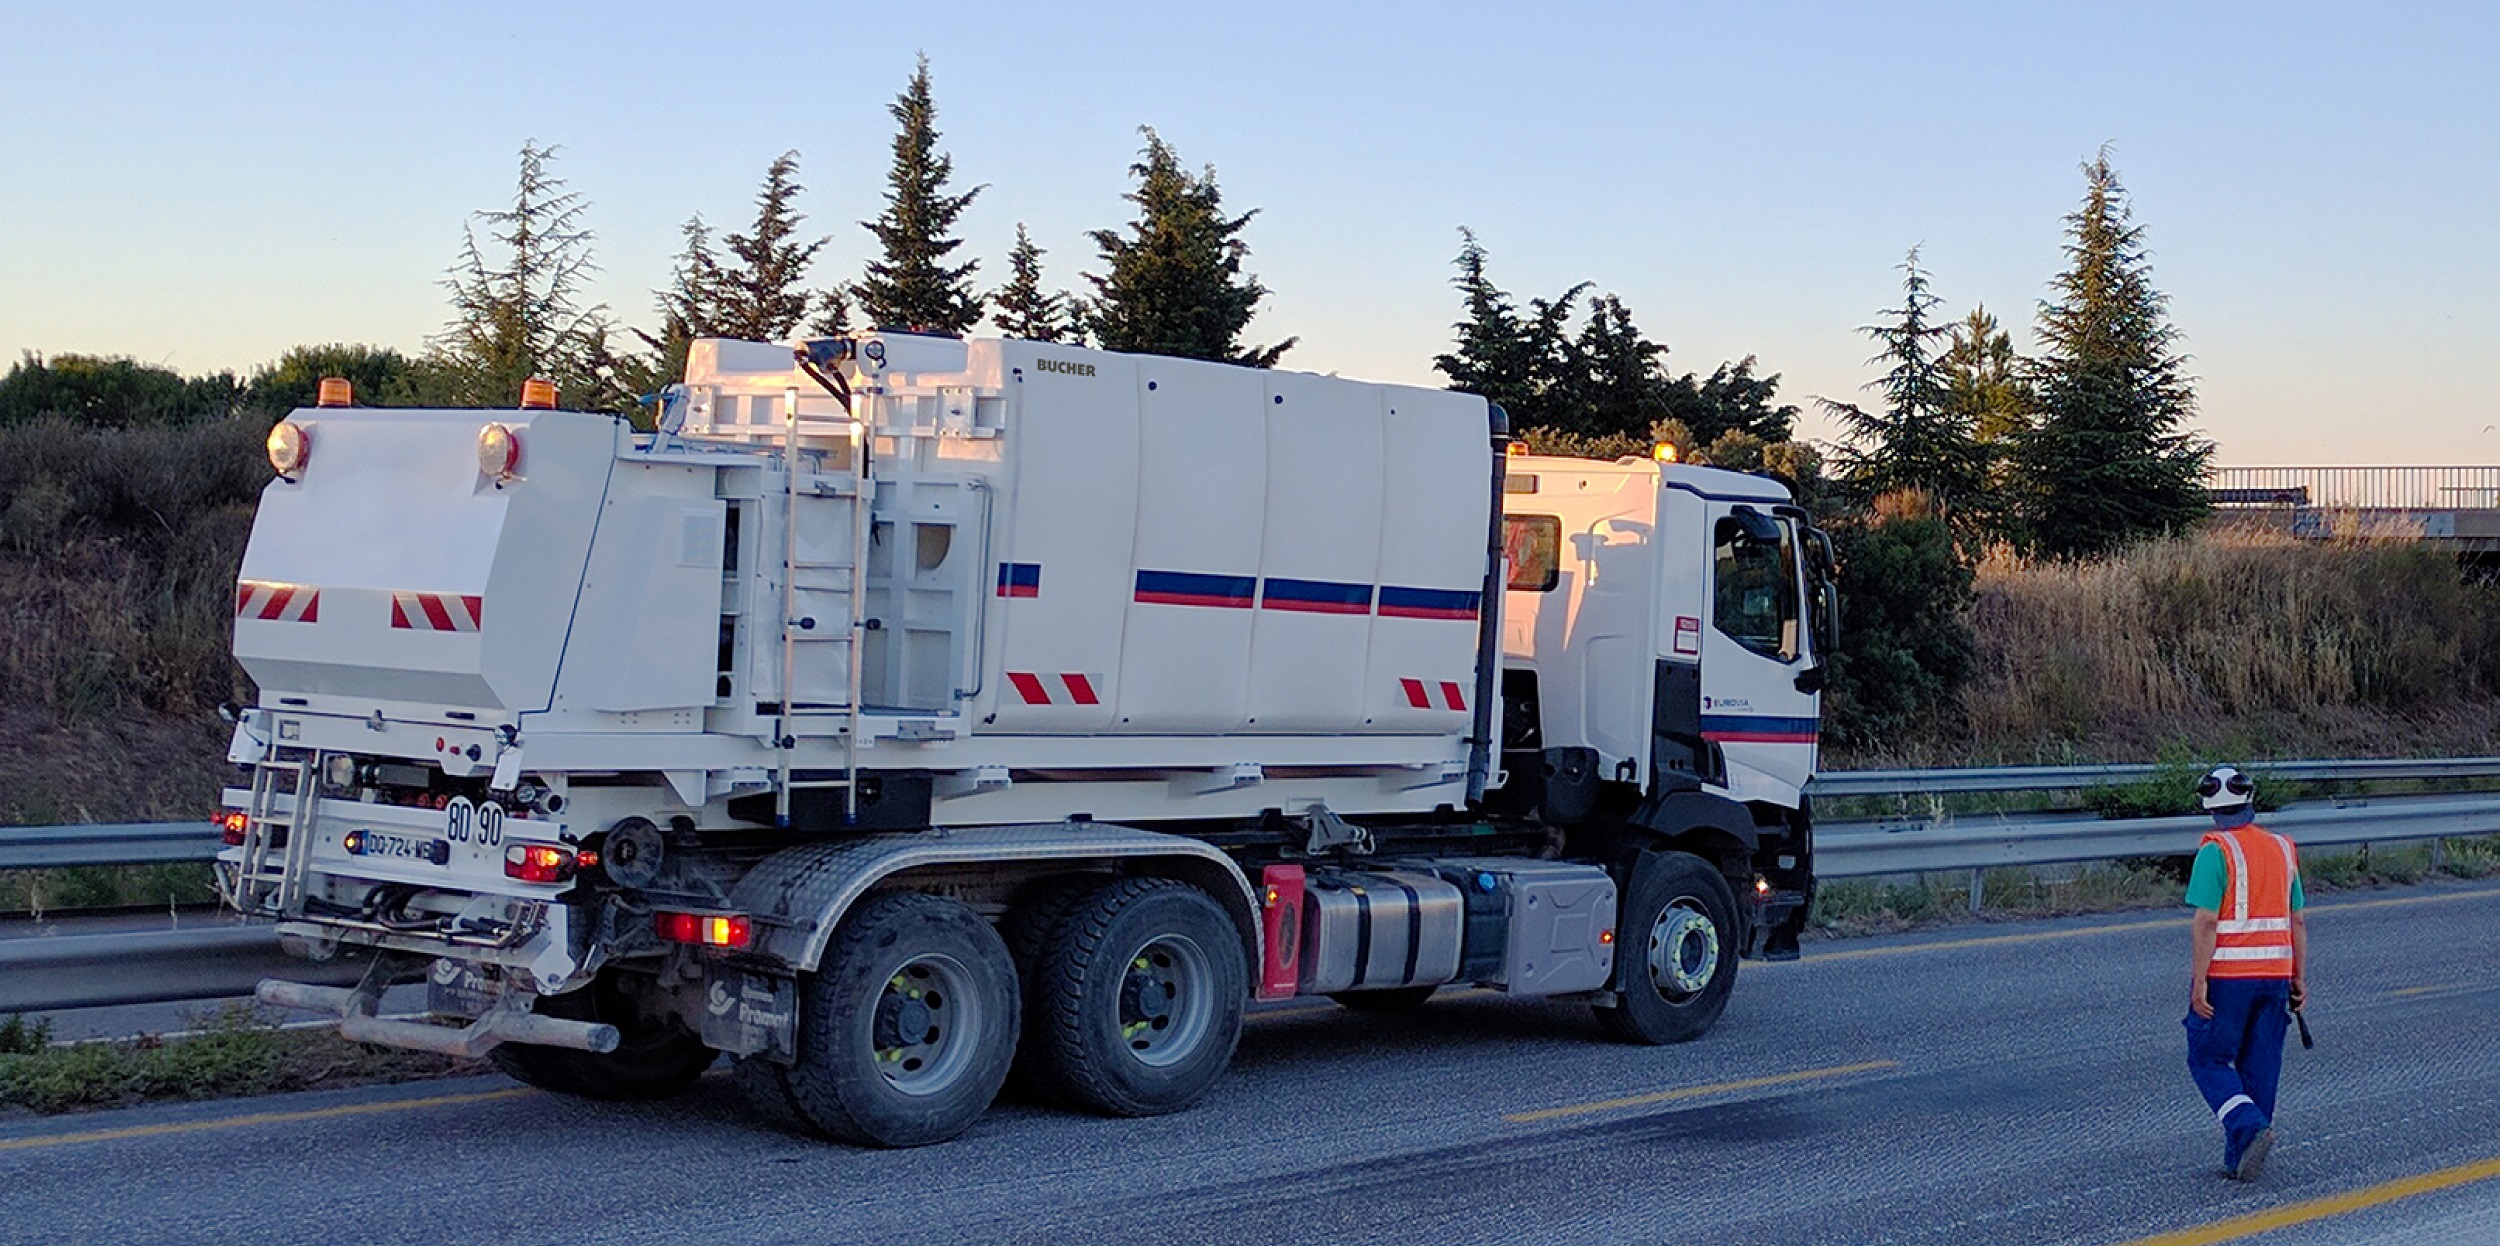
[503,842,576,884]
[267,420,310,477]
[477,422,521,480]
[656,911,752,950]
[217,809,250,845]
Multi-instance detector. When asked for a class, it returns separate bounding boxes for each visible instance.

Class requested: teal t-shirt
[2183,841,2307,912]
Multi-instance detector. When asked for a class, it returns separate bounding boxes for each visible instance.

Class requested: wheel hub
[1646,901,1721,1000]
[1118,936,1211,1068]
[869,956,976,1095]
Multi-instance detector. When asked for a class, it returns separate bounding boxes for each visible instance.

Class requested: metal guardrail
[3,771,2496,1015]
[1809,758,2500,798]
[0,821,219,870]
[0,924,369,1013]
[1815,793,2500,878]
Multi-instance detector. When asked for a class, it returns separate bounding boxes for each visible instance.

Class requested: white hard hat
[2198,765,2255,812]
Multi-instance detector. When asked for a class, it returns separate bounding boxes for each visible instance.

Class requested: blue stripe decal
[996,562,1041,597]
[1261,578,1373,613]
[1699,714,1821,735]
[1377,586,1482,619]
[1134,569,1257,608]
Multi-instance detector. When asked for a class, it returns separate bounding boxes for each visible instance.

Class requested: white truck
[222,332,1838,1146]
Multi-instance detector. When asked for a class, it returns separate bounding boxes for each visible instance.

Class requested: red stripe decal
[1062,673,1100,705]
[1400,678,1430,709]
[458,595,483,629]
[1439,681,1466,712]
[234,585,252,616]
[390,597,411,629]
[258,585,294,620]
[418,593,456,632]
[1009,672,1052,705]
[299,592,319,623]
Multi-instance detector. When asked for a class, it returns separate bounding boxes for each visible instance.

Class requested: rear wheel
[734,892,1019,1148]
[1026,879,1246,1117]
[1594,850,1739,1045]
[488,970,716,1101]
[1001,874,1108,1103]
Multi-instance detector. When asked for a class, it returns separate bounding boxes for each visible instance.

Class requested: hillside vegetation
[1837,527,2500,767]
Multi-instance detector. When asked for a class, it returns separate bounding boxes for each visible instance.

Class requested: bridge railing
[2209,466,2500,511]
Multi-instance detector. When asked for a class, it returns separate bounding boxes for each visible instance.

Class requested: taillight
[655,911,752,949]
[217,809,250,846]
[503,842,575,884]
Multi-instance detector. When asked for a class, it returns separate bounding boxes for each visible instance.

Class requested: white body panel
[233,336,1496,825]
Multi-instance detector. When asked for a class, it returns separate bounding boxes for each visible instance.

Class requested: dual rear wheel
[736,878,1247,1147]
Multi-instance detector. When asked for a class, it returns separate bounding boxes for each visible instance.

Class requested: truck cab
[1496,450,1835,957]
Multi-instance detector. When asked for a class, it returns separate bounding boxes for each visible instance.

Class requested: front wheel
[1594,850,1739,1045]
[1025,878,1247,1117]
[736,892,1020,1148]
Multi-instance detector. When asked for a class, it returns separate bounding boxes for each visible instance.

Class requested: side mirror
[1730,505,1782,544]
[1813,585,1842,654]
[1794,666,1828,695]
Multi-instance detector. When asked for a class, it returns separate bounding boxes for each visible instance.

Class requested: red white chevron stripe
[391,591,484,632]
[233,580,319,623]
[1398,678,1467,711]
[1008,672,1102,706]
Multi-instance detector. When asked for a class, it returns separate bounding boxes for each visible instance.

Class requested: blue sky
[2,1,2493,463]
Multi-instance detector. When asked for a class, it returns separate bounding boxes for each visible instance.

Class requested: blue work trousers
[2185,977,2292,1132]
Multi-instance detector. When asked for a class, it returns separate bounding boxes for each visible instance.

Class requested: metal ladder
[772,386,871,826]
[227,753,321,915]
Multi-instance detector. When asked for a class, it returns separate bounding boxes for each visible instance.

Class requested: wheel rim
[1117,934,1213,1068]
[870,953,981,1095]
[1645,898,1721,1003]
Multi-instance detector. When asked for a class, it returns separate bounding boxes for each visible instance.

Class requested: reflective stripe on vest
[2204,825,2298,979]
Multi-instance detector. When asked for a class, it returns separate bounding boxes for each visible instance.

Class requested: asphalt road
[4,880,2496,1246]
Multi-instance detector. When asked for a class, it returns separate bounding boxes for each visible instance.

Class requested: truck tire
[1329,985,1439,1012]
[1001,874,1108,1103]
[1594,850,1739,1045]
[1027,878,1246,1117]
[487,970,716,1101]
[737,891,1019,1148]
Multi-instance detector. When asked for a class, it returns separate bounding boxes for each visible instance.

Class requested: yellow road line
[2118,1153,2500,1246]
[1786,886,2500,965]
[1246,987,1495,1023]
[0,1086,532,1154]
[1504,1059,1899,1124]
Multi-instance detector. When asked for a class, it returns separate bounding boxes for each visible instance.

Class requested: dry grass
[0,1004,479,1116]
[1837,527,2500,766]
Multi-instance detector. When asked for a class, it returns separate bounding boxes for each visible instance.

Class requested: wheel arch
[1625,789,1759,876]
[726,823,1261,980]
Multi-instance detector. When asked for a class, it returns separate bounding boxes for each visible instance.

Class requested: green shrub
[1824,498,1977,751]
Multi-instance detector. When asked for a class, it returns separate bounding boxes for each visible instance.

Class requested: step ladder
[225,753,322,916]
[772,385,871,826]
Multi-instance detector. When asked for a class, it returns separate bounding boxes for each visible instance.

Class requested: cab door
[1697,505,1820,799]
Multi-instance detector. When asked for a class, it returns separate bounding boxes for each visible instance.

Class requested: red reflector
[217,809,250,845]
[503,842,575,884]
[656,911,752,949]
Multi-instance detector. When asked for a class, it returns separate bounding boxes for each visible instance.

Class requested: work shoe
[2228,1128,2275,1181]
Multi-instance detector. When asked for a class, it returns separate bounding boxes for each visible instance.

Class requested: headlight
[478,423,521,480]
[267,421,310,477]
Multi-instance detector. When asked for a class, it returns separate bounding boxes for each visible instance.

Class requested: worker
[2182,764,2308,1181]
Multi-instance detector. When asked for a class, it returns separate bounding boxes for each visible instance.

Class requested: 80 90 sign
[442,796,505,847]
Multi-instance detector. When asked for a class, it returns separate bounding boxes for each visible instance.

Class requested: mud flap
[700,969,797,1062]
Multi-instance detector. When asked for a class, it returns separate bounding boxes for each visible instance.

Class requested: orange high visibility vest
[2203,825,2298,980]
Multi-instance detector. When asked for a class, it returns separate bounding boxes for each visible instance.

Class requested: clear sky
[2,1,2493,464]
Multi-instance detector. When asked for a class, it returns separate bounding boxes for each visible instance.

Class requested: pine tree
[1084,128,1293,366]
[2019,150,2212,556]
[1822,249,1985,512]
[1572,294,1676,440]
[1433,229,1532,411]
[718,152,828,341]
[431,141,622,411]
[1940,305,2029,450]
[854,56,985,334]
[629,215,728,391]
[991,224,1074,342]
[1666,357,1799,444]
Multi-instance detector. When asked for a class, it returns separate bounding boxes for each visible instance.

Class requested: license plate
[347,829,450,865]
